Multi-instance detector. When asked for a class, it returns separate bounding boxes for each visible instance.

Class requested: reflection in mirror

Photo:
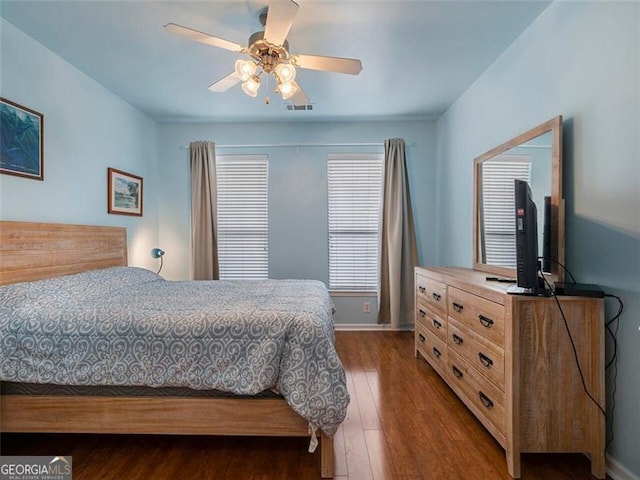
[473,117,563,281]
[478,132,552,270]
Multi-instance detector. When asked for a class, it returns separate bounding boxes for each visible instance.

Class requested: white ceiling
[0,0,550,123]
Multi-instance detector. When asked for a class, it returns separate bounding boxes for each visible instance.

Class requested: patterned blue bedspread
[0,267,349,435]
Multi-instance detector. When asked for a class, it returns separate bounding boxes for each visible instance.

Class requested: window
[481,156,531,268]
[216,155,268,279]
[327,153,384,291]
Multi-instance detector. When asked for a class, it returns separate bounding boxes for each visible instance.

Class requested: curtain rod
[182,142,386,149]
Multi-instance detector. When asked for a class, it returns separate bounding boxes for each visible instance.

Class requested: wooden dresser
[414,266,605,479]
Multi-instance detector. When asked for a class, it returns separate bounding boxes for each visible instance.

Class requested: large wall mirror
[473,116,564,281]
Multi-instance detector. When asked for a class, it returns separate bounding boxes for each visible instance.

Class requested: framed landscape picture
[107,167,143,216]
[0,97,44,180]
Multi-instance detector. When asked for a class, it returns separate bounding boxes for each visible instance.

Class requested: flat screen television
[508,179,545,295]
[542,195,552,273]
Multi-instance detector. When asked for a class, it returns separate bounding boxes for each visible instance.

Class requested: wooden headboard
[0,221,127,286]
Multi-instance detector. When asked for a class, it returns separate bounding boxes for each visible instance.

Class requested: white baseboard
[334,323,414,331]
[607,455,639,480]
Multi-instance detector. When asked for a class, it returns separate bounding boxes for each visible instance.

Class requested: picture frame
[107,167,143,216]
[0,97,44,180]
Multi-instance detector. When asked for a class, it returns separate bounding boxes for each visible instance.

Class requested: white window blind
[481,156,531,268]
[216,155,268,279]
[328,153,384,291]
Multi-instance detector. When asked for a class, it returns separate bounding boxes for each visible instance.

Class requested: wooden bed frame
[0,221,334,478]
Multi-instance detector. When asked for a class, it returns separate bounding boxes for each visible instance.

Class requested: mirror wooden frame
[473,116,564,281]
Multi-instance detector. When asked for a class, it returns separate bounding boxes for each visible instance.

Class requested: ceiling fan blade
[264,0,299,47]
[208,72,242,92]
[292,54,362,75]
[290,81,310,106]
[164,23,243,52]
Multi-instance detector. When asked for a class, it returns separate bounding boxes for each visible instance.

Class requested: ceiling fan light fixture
[166,0,363,105]
[242,75,261,97]
[274,63,296,84]
[235,59,257,82]
[279,81,298,100]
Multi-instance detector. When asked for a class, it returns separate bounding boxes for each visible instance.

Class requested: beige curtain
[190,141,219,280]
[378,138,418,327]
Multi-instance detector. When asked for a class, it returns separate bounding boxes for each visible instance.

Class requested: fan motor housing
[248,31,289,56]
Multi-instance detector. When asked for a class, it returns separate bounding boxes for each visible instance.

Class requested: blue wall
[435,2,639,476]
[0,19,160,269]
[156,120,437,326]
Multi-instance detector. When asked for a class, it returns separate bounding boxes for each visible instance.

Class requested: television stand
[505,284,551,296]
[414,266,605,479]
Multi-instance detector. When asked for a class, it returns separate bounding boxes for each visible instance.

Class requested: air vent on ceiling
[286,104,314,111]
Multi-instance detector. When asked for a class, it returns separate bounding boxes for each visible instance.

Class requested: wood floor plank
[333,424,348,477]
[352,370,382,430]
[1,331,611,479]
[342,369,375,480]
[364,371,422,477]
[364,429,396,480]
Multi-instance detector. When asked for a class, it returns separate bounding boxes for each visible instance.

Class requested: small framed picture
[107,167,143,216]
[0,97,44,180]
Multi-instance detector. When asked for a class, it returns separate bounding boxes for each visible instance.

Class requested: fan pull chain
[265,74,270,105]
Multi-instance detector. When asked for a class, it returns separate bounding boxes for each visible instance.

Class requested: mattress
[0,381,279,398]
[0,267,349,435]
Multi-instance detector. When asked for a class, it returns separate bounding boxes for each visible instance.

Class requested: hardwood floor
[1,331,605,479]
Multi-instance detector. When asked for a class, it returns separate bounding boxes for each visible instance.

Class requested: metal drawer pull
[432,292,442,301]
[419,309,427,317]
[419,333,426,343]
[432,319,442,329]
[452,333,464,345]
[432,347,442,358]
[478,314,494,328]
[452,366,463,379]
[419,286,426,293]
[479,391,494,409]
[452,302,464,312]
[479,352,494,368]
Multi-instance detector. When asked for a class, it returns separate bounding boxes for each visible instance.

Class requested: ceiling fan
[164,0,362,106]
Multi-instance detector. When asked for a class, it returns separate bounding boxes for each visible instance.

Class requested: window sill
[329,290,378,297]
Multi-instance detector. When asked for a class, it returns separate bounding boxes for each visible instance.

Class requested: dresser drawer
[416,301,447,342]
[415,321,447,375]
[448,287,505,345]
[447,317,505,390]
[416,273,447,314]
[447,349,505,436]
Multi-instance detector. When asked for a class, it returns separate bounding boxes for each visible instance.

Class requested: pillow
[0,267,163,306]
[0,278,75,310]
[54,266,163,298]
